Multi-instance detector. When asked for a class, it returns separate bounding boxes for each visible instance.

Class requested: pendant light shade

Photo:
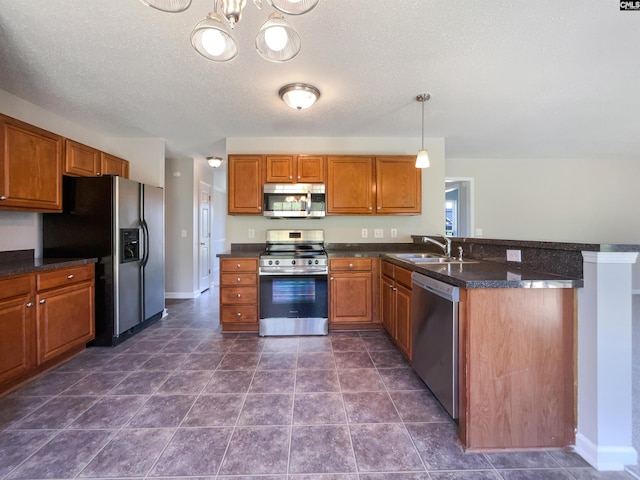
[415,93,431,168]
[279,83,320,110]
[207,156,223,168]
[255,13,301,62]
[267,0,319,15]
[191,12,239,62]
[139,0,192,12]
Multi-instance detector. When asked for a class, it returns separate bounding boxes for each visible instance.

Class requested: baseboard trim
[575,433,638,471]
[165,290,201,300]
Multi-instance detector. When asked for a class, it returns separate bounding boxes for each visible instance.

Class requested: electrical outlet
[248,229,255,239]
[374,228,384,239]
[361,228,368,239]
[475,228,483,237]
[181,229,187,238]
[506,249,522,262]
[390,228,397,238]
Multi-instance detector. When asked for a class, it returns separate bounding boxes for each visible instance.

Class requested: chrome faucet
[421,235,452,257]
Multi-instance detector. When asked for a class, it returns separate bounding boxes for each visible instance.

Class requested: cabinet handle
[237,293,241,298]
[348,263,354,269]
[236,312,242,317]
[0,196,6,200]
[67,274,74,279]
[26,302,33,308]
[39,299,46,304]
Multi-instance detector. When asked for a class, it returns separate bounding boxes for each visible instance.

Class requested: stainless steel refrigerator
[43,175,165,346]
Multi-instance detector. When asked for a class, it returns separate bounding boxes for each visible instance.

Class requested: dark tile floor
[0,289,635,480]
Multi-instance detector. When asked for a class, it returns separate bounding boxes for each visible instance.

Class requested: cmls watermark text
[621,1,640,10]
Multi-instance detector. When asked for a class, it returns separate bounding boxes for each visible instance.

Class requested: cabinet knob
[297,175,301,180]
[96,172,101,176]
[236,264,241,268]
[389,284,394,289]
[237,277,241,283]
[330,276,334,281]
[393,287,397,291]
[258,206,262,211]
[26,302,33,308]
[348,263,354,269]
[368,206,372,211]
[39,299,46,304]
[0,196,6,200]
[289,175,293,180]
[377,206,381,210]
[236,312,242,317]
[237,293,241,298]
[67,274,74,279]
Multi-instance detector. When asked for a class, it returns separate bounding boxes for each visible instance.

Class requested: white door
[199,181,212,293]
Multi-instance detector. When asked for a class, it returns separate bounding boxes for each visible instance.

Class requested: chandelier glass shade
[139,0,316,63]
[279,83,320,110]
[415,93,431,168]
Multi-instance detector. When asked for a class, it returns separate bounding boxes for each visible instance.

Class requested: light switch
[181,229,187,238]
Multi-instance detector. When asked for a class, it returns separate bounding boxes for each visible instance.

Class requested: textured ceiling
[0,0,639,160]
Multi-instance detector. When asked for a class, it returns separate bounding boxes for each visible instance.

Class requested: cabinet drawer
[394,266,413,289]
[381,261,394,278]
[221,287,257,304]
[330,258,372,272]
[221,273,257,286]
[36,264,94,291]
[221,305,258,323]
[0,275,33,301]
[221,258,258,273]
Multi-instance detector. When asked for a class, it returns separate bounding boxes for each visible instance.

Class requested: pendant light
[139,0,192,12]
[416,93,431,168]
[255,13,301,62]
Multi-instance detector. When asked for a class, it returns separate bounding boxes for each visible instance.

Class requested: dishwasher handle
[411,272,460,302]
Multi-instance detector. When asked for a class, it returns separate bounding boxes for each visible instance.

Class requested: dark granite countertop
[382,255,582,289]
[0,257,97,278]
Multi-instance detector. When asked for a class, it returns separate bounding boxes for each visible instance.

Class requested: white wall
[0,89,166,256]
[225,137,445,246]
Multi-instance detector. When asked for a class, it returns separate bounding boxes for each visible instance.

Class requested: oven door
[259,273,328,336]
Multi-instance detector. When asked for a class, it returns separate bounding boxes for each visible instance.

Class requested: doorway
[198,181,212,293]
[445,178,474,237]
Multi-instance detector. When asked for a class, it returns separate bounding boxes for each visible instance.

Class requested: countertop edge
[0,257,98,278]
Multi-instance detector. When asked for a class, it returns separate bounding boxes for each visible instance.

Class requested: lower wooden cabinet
[0,264,95,394]
[219,258,259,331]
[380,261,412,359]
[329,257,379,329]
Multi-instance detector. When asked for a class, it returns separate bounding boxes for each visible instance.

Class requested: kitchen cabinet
[228,155,264,215]
[0,114,63,212]
[0,263,95,394]
[0,275,35,386]
[219,258,259,331]
[380,261,412,359]
[458,287,576,450]
[35,264,95,364]
[100,152,130,178]
[326,155,421,215]
[64,140,130,178]
[375,156,421,214]
[329,257,379,328]
[266,155,325,183]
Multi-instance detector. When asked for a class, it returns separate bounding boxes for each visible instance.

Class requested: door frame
[445,177,475,237]
[198,181,212,293]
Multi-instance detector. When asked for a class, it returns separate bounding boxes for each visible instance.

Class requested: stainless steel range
[259,229,328,336]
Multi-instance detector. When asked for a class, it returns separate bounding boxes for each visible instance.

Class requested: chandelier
[139,0,319,63]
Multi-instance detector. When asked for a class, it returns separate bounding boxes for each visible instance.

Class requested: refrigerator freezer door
[141,184,165,322]
[115,177,142,335]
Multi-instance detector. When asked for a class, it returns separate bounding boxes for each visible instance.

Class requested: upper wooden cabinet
[376,156,421,214]
[327,156,376,214]
[64,140,129,178]
[228,155,264,214]
[0,114,63,212]
[265,155,325,183]
[327,155,421,215]
[100,152,130,178]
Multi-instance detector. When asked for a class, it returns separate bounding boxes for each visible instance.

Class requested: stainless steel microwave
[263,183,326,218]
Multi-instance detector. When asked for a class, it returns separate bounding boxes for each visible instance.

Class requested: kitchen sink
[388,253,478,265]
[390,253,443,259]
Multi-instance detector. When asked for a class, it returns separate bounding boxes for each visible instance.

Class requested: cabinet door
[381,275,395,337]
[375,156,422,214]
[394,283,412,360]
[266,155,295,183]
[329,272,372,323]
[228,155,264,214]
[327,156,375,214]
[100,153,130,178]
[36,282,95,364]
[297,155,325,183]
[64,139,100,176]
[0,115,63,211]
[0,294,35,386]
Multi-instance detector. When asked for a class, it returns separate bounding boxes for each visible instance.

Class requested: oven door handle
[306,192,311,215]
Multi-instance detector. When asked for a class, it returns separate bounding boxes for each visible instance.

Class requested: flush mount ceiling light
[207,156,223,168]
[279,83,320,110]
[415,93,431,169]
[140,0,319,63]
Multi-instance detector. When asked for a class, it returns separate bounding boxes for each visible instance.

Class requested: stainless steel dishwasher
[411,271,459,419]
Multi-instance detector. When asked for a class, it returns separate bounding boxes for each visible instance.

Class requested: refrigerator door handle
[141,219,150,267]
